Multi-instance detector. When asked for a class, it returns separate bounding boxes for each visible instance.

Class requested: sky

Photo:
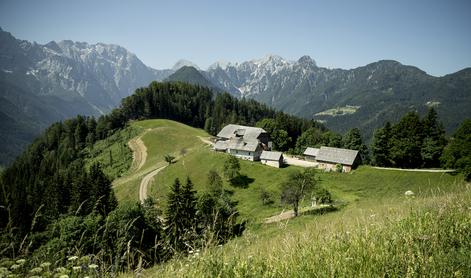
[0,0,470,76]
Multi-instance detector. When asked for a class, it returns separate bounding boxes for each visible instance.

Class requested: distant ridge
[164,66,232,95]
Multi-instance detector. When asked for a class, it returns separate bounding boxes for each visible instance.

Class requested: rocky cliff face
[0,28,172,164]
[204,55,471,138]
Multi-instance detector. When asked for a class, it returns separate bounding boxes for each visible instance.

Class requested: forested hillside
[0,81,320,273]
[0,28,172,165]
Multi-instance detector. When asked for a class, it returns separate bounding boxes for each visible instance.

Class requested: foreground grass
[138,184,471,277]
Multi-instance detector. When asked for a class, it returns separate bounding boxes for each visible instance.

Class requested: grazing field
[139,185,471,278]
[315,105,360,116]
[105,119,468,277]
[103,119,209,202]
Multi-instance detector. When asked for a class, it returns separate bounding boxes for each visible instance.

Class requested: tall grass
[141,184,471,277]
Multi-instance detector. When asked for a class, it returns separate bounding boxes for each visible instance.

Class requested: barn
[303,147,320,161]
[312,146,359,173]
[260,151,284,168]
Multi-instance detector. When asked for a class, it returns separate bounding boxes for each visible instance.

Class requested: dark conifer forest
[0,81,319,271]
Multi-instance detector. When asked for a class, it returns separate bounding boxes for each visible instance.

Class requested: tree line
[282,107,470,179]
[0,81,316,272]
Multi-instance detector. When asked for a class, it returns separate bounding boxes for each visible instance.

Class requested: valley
[1,2,470,277]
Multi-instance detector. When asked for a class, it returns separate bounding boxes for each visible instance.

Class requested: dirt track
[373,166,455,173]
[197,136,214,146]
[139,165,167,203]
[128,135,147,172]
[283,154,318,168]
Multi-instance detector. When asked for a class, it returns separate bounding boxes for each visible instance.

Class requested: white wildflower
[88,264,98,269]
[59,275,69,278]
[405,190,414,196]
[40,262,51,268]
[15,259,26,265]
[68,256,79,261]
[10,264,20,270]
[55,267,67,273]
[30,267,43,274]
[72,266,81,271]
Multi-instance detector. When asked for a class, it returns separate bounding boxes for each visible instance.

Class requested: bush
[259,189,274,205]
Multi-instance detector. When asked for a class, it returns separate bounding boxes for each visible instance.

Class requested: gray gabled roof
[260,151,283,161]
[315,146,358,166]
[226,138,260,152]
[216,124,266,140]
[214,140,228,151]
[303,147,320,157]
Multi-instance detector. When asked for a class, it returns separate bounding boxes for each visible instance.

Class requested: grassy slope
[85,126,140,180]
[111,119,209,203]
[143,185,471,278]
[150,149,463,222]
[99,119,468,277]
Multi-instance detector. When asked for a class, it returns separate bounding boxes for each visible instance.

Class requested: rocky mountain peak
[297,55,317,67]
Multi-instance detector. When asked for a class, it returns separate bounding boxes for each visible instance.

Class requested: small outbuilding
[260,151,284,168]
[303,147,320,161]
[314,146,359,173]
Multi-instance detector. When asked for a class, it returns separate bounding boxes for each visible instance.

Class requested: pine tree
[165,178,185,252]
[342,128,370,164]
[421,108,447,167]
[181,177,198,243]
[441,119,471,180]
[89,163,116,216]
[390,112,424,168]
[223,155,240,181]
[371,122,392,166]
[207,170,223,195]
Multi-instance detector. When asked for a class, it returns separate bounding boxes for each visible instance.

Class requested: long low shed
[314,146,359,172]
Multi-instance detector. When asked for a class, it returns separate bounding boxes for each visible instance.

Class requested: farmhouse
[303,147,320,161]
[214,124,270,161]
[309,146,359,173]
[260,151,284,168]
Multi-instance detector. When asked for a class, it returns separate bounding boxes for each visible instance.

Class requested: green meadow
[88,119,469,277]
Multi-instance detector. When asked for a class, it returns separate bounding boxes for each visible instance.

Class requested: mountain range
[199,55,471,139]
[1,27,470,165]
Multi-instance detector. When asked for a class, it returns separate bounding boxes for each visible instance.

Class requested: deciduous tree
[280,168,318,217]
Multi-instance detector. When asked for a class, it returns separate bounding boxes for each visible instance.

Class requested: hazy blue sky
[1,0,470,76]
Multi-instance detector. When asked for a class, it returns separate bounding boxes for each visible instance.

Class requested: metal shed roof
[216,124,266,140]
[226,138,260,152]
[260,151,283,161]
[315,146,358,166]
[303,147,320,157]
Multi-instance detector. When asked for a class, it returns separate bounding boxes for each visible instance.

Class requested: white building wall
[261,159,281,168]
[228,149,261,161]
